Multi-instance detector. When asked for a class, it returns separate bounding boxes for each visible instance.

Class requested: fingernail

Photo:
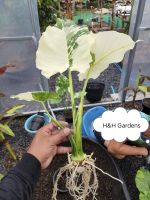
[63,128,71,136]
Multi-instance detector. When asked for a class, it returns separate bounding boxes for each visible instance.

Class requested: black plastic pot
[86,82,105,103]
[142,98,150,115]
[52,138,131,200]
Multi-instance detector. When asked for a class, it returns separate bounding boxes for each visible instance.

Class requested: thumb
[50,128,71,145]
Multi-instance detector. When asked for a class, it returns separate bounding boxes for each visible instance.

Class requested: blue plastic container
[82,106,107,141]
[24,113,51,137]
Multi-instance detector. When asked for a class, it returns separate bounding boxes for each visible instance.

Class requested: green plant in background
[12,19,135,200]
[0,64,24,160]
[122,70,150,108]
[55,74,69,104]
[135,168,150,200]
[0,104,24,160]
[0,173,4,181]
[55,74,82,113]
[37,0,61,32]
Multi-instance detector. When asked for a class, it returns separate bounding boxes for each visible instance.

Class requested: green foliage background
[37,0,60,32]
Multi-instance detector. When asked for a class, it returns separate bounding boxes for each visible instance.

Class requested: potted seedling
[122,71,150,111]
[12,19,135,200]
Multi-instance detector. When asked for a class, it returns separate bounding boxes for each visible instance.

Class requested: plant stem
[4,140,16,160]
[68,67,76,129]
[71,67,93,161]
[41,102,77,155]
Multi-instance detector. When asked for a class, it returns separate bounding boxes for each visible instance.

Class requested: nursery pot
[50,138,130,200]
[86,82,105,103]
[142,98,150,115]
[24,113,51,137]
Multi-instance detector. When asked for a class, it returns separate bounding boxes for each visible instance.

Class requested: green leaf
[135,168,150,199]
[74,91,83,99]
[0,174,4,181]
[147,86,150,92]
[49,98,61,104]
[139,191,150,200]
[138,85,148,93]
[136,72,141,87]
[0,124,15,137]
[6,104,25,114]
[0,132,5,141]
[56,75,69,90]
[32,91,59,102]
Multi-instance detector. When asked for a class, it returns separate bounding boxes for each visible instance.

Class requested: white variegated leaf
[72,33,95,73]
[36,26,69,78]
[79,31,135,80]
[11,92,34,101]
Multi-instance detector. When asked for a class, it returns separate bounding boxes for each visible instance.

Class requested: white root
[52,154,123,200]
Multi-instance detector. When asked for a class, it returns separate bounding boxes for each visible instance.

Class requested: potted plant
[12,19,135,199]
[122,71,150,111]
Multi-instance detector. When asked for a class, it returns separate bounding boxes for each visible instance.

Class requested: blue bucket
[24,113,51,137]
[82,106,107,141]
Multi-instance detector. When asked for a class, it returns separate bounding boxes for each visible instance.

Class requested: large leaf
[0,124,15,137]
[11,91,59,102]
[36,23,91,79]
[36,26,69,78]
[79,31,135,80]
[135,168,150,200]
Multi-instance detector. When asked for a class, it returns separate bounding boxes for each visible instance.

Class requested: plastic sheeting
[0,0,46,113]
[120,0,150,90]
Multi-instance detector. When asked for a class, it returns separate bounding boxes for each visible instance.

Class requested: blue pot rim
[24,113,51,135]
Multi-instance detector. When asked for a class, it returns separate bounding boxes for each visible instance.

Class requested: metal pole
[121,0,146,102]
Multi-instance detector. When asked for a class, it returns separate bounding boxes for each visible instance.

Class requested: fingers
[39,121,69,136]
[50,128,72,145]
[57,146,72,154]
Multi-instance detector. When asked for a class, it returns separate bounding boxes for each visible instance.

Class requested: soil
[33,139,127,200]
[122,101,143,111]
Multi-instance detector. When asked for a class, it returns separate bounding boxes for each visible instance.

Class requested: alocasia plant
[12,19,135,200]
[135,168,150,200]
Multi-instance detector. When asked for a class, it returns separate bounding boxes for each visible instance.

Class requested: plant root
[52,154,98,200]
[52,154,123,200]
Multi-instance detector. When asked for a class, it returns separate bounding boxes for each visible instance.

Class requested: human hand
[27,121,72,169]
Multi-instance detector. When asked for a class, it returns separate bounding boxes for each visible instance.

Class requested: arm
[0,122,72,200]
[0,153,41,200]
[105,140,148,159]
